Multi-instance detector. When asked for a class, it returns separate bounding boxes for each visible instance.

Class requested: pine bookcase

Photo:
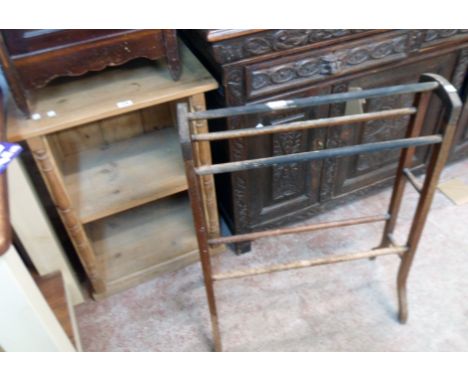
[7,43,220,297]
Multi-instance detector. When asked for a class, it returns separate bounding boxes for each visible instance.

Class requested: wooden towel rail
[177,73,462,351]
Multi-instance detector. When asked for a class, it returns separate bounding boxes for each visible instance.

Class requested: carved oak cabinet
[182,29,468,252]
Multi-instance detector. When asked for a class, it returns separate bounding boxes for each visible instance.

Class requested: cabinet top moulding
[7,42,218,142]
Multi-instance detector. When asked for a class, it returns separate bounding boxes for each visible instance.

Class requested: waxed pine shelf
[87,194,198,294]
[7,42,220,297]
[60,127,187,224]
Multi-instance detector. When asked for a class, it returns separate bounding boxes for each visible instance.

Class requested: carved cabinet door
[451,97,468,160]
[230,86,332,232]
[451,64,468,160]
[328,52,460,198]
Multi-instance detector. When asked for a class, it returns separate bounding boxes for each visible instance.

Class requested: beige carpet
[76,159,468,351]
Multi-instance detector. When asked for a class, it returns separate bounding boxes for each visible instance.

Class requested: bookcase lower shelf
[87,193,199,297]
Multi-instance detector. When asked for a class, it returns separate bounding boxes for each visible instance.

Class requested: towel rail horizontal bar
[208,214,389,245]
[212,246,408,281]
[403,168,423,193]
[188,82,438,120]
[195,135,442,176]
[192,107,417,141]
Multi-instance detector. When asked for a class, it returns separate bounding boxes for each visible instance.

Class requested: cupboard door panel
[451,100,468,160]
[450,53,468,160]
[330,53,458,198]
[229,86,331,231]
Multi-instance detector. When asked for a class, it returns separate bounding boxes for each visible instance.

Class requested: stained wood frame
[177,73,462,351]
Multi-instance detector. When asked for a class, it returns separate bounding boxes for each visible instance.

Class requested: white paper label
[116,100,134,108]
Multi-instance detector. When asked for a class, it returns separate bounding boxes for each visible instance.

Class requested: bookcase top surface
[7,42,218,142]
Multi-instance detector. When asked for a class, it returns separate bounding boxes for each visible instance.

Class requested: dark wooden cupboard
[184,30,468,252]
[0,29,181,117]
[451,69,468,160]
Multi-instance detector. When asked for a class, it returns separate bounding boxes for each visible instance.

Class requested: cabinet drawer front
[245,31,413,100]
[3,30,136,55]
[420,29,468,49]
[209,29,380,64]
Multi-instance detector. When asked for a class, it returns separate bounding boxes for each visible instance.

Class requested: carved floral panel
[212,29,371,64]
[421,29,468,47]
[452,48,468,91]
[356,94,414,173]
[247,33,410,98]
[272,131,304,200]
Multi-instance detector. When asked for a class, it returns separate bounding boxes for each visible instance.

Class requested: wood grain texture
[163,30,182,80]
[27,136,105,294]
[396,74,462,323]
[178,102,223,351]
[209,214,389,245]
[192,107,417,141]
[48,102,175,157]
[212,247,407,281]
[86,193,198,296]
[60,127,186,223]
[188,94,221,242]
[7,42,218,141]
[4,30,166,89]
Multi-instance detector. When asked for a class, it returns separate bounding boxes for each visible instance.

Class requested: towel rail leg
[379,91,432,250]
[178,103,223,351]
[396,74,462,323]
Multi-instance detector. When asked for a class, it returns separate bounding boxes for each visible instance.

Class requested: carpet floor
[76,159,468,351]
